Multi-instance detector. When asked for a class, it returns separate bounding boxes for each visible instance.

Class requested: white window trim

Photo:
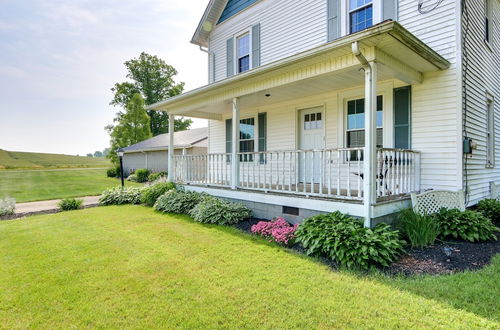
[344,95,384,149]
[486,92,495,168]
[340,0,382,37]
[234,28,252,74]
[238,114,259,162]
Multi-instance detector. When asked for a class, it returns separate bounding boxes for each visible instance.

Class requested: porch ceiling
[149,21,450,120]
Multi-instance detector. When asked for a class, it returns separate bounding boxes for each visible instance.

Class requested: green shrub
[127,174,138,182]
[397,208,439,248]
[140,182,177,207]
[99,187,144,206]
[148,171,167,182]
[0,197,15,216]
[106,168,117,178]
[190,197,251,225]
[135,168,150,183]
[58,198,83,211]
[295,211,404,270]
[431,208,498,242]
[477,199,500,224]
[154,190,205,214]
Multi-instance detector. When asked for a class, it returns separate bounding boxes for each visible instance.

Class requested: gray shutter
[225,119,232,163]
[226,38,234,77]
[252,24,261,68]
[382,0,398,21]
[394,86,411,149]
[327,0,340,41]
[258,112,266,163]
[211,53,216,82]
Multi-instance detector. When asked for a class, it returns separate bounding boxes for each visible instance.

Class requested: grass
[0,206,498,329]
[0,168,141,202]
[0,149,110,170]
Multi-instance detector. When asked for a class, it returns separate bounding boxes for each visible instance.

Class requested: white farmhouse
[150,0,499,226]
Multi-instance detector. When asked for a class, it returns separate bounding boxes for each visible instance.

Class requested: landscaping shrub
[135,168,150,183]
[106,168,117,178]
[140,181,176,207]
[0,197,15,216]
[295,211,404,270]
[148,171,167,182]
[397,208,439,248]
[251,217,298,245]
[154,190,204,214]
[477,199,500,224]
[58,198,83,211]
[431,208,498,242]
[190,197,251,225]
[127,174,138,182]
[99,187,144,205]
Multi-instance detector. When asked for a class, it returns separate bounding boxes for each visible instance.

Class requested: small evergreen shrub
[190,197,251,225]
[295,211,404,270]
[431,208,498,242]
[477,199,500,224]
[397,208,439,248]
[106,168,117,178]
[140,181,176,207]
[154,190,205,214]
[135,168,150,183]
[99,187,144,205]
[251,217,298,245]
[58,198,83,211]
[148,171,167,182]
[0,197,15,216]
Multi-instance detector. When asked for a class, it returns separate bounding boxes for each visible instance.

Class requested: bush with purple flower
[251,217,298,245]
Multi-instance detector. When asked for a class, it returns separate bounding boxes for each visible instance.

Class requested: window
[346,95,383,158]
[237,33,250,73]
[240,117,255,161]
[349,0,373,33]
[304,112,323,130]
[225,113,267,163]
[486,95,495,167]
[485,0,492,44]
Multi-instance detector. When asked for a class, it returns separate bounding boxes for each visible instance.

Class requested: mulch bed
[234,218,500,276]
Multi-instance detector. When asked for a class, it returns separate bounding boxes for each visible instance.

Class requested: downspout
[199,46,215,83]
[352,41,377,228]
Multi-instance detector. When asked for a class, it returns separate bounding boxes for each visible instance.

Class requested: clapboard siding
[462,0,500,205]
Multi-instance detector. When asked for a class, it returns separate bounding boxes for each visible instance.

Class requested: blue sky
[0,0,208,155]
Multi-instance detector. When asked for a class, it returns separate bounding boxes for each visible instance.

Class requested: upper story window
[485,0,492,45]
[349,0,373,33]
[237,33,250,73]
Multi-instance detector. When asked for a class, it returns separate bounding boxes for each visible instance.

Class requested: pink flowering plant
[251,217,298,245]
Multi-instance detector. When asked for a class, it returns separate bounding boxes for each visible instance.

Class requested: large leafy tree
[107,93,152,165]
[110,52,192,136]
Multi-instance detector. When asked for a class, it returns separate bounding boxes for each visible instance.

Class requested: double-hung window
[486,95,495,167]
[237,33,250,73]
[349,0,373,33]
[240,118,255,161]
[225,113,267,163]
[485,0,492,45]
[346,95,383,159]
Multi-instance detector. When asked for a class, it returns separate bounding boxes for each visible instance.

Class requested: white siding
[462,0,500,205]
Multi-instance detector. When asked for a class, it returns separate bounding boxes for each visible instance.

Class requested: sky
[0,0,208,155]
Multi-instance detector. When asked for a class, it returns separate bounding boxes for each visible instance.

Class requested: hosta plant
[140,181,176,207]
[0,197,15,216]
[154,190,205,214]
[251,217,298,245]
[431,208,498,242]
[477,199,500,224]
[190,197,251,225]
[99,187,144,206]
[58,198,83,211]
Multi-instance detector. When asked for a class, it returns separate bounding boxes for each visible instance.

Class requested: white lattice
[491,182,500,200]
[411,190,465,215]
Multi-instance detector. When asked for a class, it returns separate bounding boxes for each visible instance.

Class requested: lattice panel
[490,182,500,201]
[411,190,465,215]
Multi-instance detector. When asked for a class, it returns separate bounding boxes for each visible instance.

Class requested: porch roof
[149,21,450,120]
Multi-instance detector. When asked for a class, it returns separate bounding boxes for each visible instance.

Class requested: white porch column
[231,97,240,189]
[167,113,175,182]
[363,61,377,228]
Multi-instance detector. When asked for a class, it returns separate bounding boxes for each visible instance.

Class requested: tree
[102,148,110,157]
[110,52,192,136]
[86,153,93,157]
[93,151,103,158]
[107,93,152,165]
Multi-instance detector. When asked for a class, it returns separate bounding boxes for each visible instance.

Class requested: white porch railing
[174,148,420,201]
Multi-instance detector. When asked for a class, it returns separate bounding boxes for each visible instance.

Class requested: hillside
[0,149,110,170]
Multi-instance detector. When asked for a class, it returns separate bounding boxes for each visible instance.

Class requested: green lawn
[0,206,498,328]
[0,169,141,202]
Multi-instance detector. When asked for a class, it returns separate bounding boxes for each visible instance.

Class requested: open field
[0,149,110,170]
[0,206,498,328]
[0,168,141,203]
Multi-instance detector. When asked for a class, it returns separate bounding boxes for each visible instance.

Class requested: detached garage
[120,127,207,176]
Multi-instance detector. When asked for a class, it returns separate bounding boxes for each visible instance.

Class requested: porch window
[225,113,267,163]
[240,117,255,161]
[486,94,495,167]
[346,95,383,158]
[237,33,250,73]
[349,0,373,33]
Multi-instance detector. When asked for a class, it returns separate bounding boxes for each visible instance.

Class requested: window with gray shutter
[252,24,261,68]
[327,0,341,41]
[394,87,411,149]
[226,38,234,77]
[382,0,398,21]
[211,52,216,82]
[225,119,232,161]
[258,112,267,163]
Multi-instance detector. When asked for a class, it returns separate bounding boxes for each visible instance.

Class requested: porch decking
[174,147,420,203]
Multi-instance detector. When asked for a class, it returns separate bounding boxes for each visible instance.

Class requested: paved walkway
[15,196,100,214]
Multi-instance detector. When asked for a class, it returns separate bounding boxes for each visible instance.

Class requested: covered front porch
[150,21,449,225]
